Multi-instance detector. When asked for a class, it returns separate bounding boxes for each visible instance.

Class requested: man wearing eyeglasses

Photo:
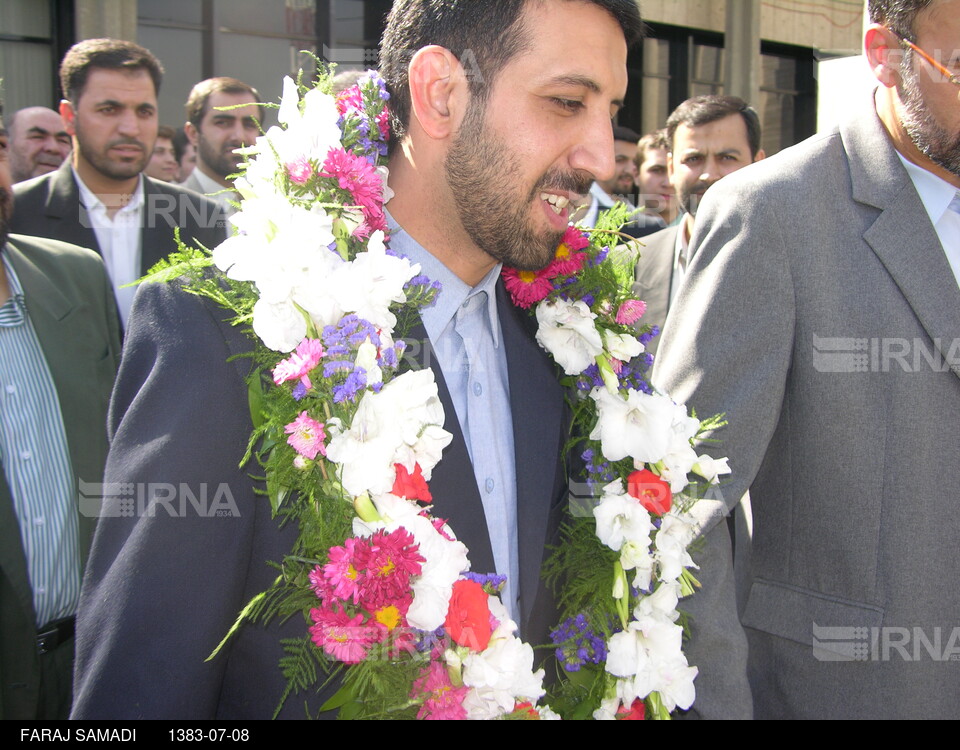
[652,0,960,718]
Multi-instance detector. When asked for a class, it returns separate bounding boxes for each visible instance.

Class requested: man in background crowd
[634,95,765,354]
[12,39,226,327]
[144,125,179,182]
[634,129,677,226]
[180,77,262,216]
[7,107,71,184]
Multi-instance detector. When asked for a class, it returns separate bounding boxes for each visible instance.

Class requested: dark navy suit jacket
[72,277,568,719]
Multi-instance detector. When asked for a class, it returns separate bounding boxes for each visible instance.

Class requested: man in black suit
[12,39,226,326]
[72,0,644,719]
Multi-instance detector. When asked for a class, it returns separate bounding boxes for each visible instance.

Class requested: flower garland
[502,212,729,720]
[147,67,729,721]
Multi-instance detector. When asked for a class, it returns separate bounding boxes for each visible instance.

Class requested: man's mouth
[540,193,571,216]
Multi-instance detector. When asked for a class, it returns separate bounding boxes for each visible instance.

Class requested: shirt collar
[73,166,144,214]
[192,164,235,196]
[386,212,502,348]
[896,151,959,227]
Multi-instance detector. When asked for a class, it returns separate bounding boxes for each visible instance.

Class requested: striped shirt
[0,252,80,628]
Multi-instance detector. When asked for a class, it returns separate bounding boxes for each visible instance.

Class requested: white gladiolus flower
[535,298,604,375]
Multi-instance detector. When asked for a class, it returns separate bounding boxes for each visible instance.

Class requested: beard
[198,132,243,179]
[677,181,711,219]
[898,53,960,179]
[74,118,150,181]
[444,100,592,272]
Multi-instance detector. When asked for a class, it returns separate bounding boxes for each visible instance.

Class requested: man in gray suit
[655,0,960,718]
[179,77,262,217]
[634,95,764,356]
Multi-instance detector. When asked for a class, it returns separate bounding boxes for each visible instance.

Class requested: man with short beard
[633,95,765,355]
[179,77,262,216]
[72,0,663,720]
[0,106,121,720]
[654,0,960,718]
[11,39,226,326]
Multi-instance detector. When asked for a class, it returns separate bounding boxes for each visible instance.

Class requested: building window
[0,0,72,113]
[626,23,816,155]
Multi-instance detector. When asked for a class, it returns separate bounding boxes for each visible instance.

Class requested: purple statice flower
[292,382,308,401]
[639,326,660,346]
[462,572,507,595]
[550,614,608,672]
[323,360,353,378]
[332,367,368,404]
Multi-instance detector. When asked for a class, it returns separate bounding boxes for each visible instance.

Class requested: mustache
[536,169,594,198]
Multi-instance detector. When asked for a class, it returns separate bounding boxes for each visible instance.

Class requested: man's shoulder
[7,233,103,270]
[6,234,111,290]
[12,169,62,204]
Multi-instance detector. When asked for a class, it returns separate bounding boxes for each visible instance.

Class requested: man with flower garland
[72,0,663,720]
[654,0,960,718]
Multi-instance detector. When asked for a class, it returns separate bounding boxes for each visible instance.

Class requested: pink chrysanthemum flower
[320,148,387,237]
[323,537,365,604]
[284,411,327,460]
[359,529,424,608]
[412,661,468,720]
[335,85,365,118]
[502,267,553,309]
[309,607,377,664]
[308,564,336,602]
[543,226,589,278]
[616,299,647,326]
[286,157,313,185]
[273,338,325,389]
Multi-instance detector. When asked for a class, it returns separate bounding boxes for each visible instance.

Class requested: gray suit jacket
[632,224,679,357]
[11,162,227,275]
[653,92,960,719]
[0,235,121,719]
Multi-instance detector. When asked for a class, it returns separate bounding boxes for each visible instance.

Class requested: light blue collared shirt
[0,251,80,627]
[387,217,520,620]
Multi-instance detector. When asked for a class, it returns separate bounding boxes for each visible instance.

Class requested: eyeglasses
[893,32,960,90]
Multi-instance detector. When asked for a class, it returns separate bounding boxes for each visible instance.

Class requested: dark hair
[868,0,935,40]
[666,95,763,159]
[60,38,163,103]
[380,0,644,146]
[185,77,263,127]
[172,126,190,162]
[156,124,175,141]
[612,124,641,144]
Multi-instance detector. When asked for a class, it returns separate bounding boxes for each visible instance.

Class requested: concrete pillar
[74,0,138,42]
[724,0,761,106]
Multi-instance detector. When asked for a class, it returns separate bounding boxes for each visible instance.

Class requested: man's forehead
[674,116,749,148]
[205,93,259,115]
[81,67,157,100]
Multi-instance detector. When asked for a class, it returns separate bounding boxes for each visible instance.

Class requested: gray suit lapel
[843,102,960,384]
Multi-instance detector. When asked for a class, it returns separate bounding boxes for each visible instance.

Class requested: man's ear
[753,148,767,163]
[865,24,905,89]
[184,121,200,147]
[407,45,467,141]
[59,100,77,136]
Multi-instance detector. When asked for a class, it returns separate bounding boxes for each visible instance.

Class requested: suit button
[484,478,495,493]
